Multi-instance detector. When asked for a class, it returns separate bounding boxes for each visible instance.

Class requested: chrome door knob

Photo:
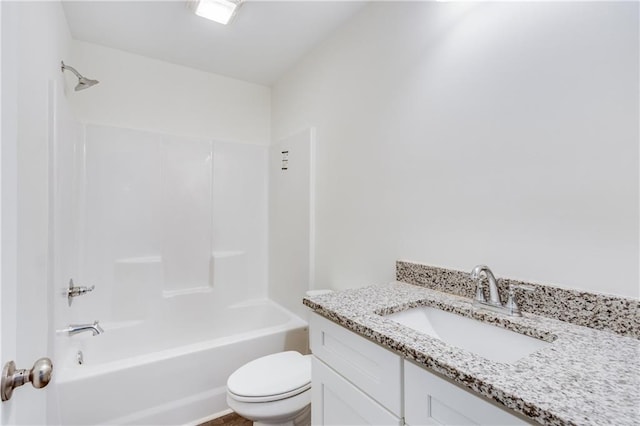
[1,357,53,401]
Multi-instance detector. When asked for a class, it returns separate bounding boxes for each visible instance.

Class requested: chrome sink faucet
[470,265,534,317]
[470,265,501,306]
[58,321,104,336]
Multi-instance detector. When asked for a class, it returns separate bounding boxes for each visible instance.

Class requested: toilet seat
[227,388,311,424]
[228,382,311,403]
[227,351,311,403]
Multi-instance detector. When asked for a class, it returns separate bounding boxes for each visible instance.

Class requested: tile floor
[199,412,252,426]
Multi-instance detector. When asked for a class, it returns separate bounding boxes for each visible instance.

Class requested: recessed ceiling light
[188,0,241,25]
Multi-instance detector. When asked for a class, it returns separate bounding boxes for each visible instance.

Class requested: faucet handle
[505,284,535,315]
[91,320,104,336]
[67,279,96,306]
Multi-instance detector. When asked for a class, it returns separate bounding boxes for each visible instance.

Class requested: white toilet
[226,351,312,426]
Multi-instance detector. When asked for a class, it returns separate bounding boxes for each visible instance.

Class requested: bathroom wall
[272,2,639,298]
[1,1,74,424]
[68,40,271,145]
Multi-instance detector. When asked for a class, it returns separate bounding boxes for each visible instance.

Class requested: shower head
[75,76,99,91]
[61,61,99,91]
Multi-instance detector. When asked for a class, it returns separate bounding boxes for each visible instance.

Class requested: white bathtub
[55,299,308,425]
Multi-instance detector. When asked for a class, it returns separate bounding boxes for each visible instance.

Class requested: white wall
[1,1,73,424]
[69,40,271,145]
[272,2,639,298]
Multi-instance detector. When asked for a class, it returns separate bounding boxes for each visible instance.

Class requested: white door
[1,2,57,424]
[1,0,19,422]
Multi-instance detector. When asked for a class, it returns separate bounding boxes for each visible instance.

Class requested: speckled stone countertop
[303,282,640,426]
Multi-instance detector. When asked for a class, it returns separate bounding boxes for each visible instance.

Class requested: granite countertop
[303,282,640,426]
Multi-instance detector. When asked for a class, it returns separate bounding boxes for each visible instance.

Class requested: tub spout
[58,321,104,336]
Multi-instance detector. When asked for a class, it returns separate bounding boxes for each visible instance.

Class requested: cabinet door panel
[309,313,402,416]
[312,357,400,426]
[404,361,529,426]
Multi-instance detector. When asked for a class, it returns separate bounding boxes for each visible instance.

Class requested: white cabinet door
[404,361,529,426]
[309,313,402,416]
[312,357,400,426]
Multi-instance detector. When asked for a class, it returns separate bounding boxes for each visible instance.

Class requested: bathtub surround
[63,124,268,326]
[269,129,316,319]
[52,122,275,425]
[397,261,640,339]
[303,284,640,426]
[272,1,639,299]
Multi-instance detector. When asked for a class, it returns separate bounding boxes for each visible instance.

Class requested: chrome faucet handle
[505,284,535,315]
[67,279,95,306]
[92,320,104,335]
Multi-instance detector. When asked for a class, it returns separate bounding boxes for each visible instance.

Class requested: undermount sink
[385,306,550,363]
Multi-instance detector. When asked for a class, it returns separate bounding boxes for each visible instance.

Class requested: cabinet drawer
[309,313,402,416]
[312,357,400,426]
[404,361,529,425]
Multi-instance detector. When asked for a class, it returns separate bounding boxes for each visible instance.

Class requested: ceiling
[62,1,368,86]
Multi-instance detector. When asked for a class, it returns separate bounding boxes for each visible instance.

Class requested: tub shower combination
[53,121,306,425]
[56,298,307,425]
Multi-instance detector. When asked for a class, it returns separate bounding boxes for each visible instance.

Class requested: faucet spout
[470,265,530,317]
[58,321,104,337]
[470,265,501,306]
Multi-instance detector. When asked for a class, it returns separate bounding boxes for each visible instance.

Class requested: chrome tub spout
[58,321,104,336]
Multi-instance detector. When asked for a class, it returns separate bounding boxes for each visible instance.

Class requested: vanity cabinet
[312,357,401,426]
[404,361,527,425]
[309,313,530,426]
[309,312,402,425]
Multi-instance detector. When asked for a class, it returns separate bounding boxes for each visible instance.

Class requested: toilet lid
[227,351,311,402]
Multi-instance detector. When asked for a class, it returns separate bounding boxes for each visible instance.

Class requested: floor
[199,412,252,426]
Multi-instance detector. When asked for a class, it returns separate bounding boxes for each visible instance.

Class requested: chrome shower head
[61,61,99,91]
[75,76,99,91]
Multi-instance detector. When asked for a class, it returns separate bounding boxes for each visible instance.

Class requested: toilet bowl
[226,351,311,426]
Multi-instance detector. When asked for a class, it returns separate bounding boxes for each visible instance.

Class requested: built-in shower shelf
[115,256,162,264]
[162,286,213,298]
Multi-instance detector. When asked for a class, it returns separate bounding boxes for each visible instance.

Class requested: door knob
[1,358,53,401]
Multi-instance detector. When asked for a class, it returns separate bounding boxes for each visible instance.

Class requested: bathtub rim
[56,298,308,383]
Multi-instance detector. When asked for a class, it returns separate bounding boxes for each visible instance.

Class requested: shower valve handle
[67,279,95,306]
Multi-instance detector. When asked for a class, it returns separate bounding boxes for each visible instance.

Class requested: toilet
[226,290,333,425]
[226,351,312,426]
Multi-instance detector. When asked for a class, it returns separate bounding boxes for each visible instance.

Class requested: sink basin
[385,306,550,363]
